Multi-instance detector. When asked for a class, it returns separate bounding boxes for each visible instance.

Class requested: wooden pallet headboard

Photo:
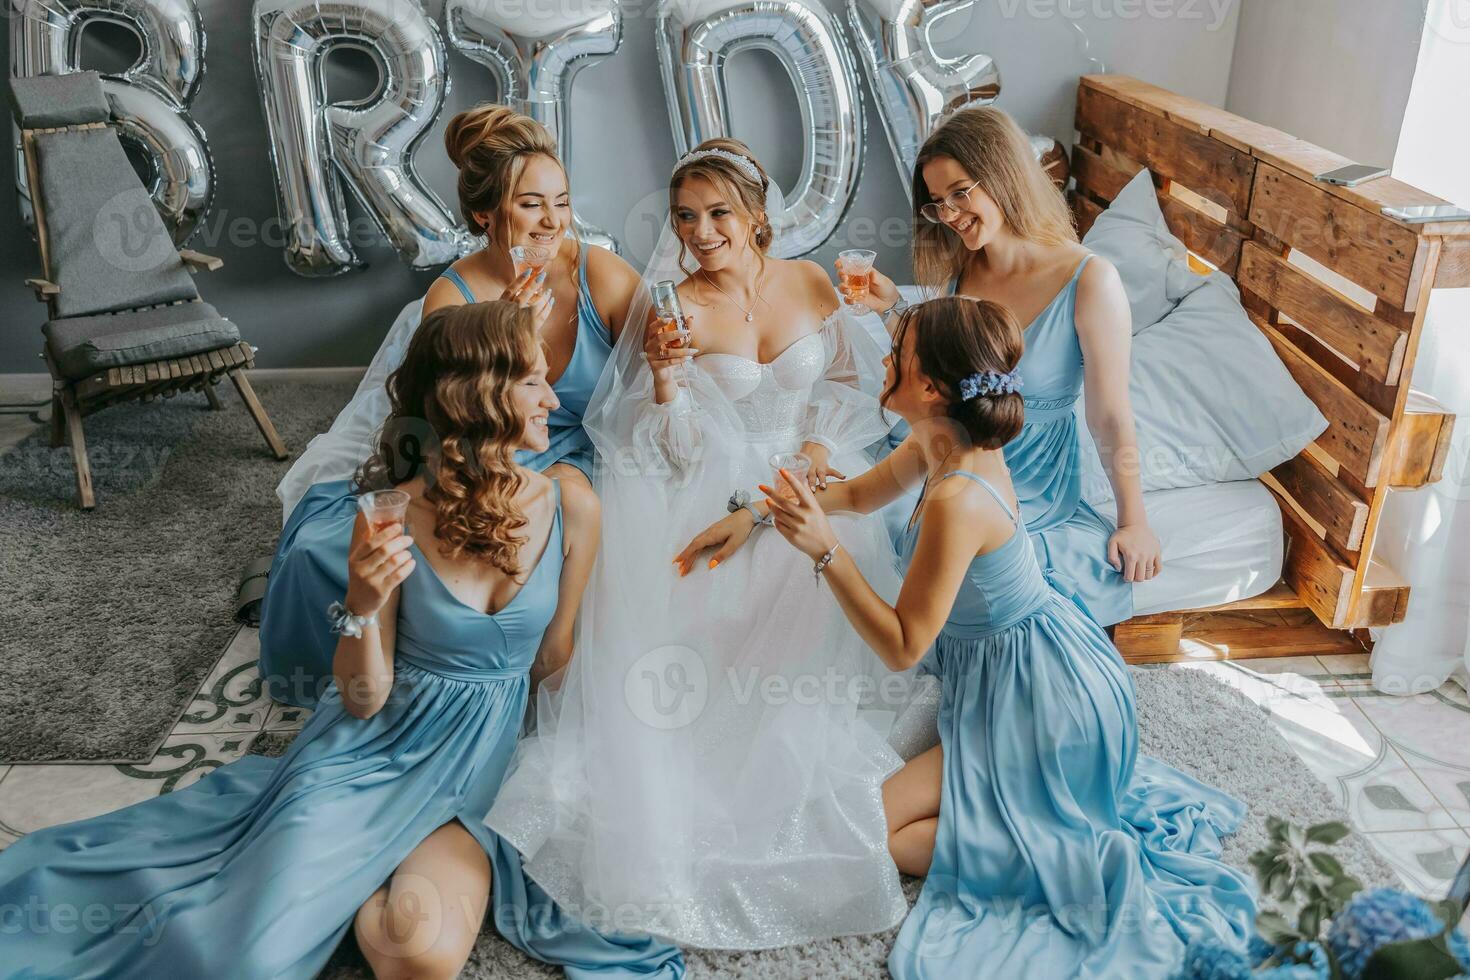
[1068,74,1464,631]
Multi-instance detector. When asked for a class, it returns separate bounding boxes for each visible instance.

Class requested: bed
[1067,74,1465,662]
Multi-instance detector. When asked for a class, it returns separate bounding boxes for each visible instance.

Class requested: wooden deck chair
[8,71,286,509]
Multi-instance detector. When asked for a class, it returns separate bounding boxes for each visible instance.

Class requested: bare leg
[883,743,944,877]
[354,821,492,980]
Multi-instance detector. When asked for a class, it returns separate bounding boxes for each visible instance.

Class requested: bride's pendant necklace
[701,269,763,322]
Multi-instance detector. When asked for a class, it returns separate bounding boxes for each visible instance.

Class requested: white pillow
[1077,272,1329,504]
[1081,168,1203,333]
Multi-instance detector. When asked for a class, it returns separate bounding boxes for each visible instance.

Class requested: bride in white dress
[485,140,923,949]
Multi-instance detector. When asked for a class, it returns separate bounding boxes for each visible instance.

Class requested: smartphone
[1314,164,1389,187]
[1381,204,1470,224]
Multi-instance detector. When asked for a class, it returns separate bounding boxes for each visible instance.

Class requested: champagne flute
[651,280,694,390]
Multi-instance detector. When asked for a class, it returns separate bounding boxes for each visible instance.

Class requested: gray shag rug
[0,381,355,763]
[249,666,1400,978]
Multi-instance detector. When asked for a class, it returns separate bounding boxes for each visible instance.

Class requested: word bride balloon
[656,0,866,258]
[253,0,473,276]
[9,0,215,243]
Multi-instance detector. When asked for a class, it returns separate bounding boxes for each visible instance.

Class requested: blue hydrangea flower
[1255,940,1330,979]
[1183,936,1254,980]
[1327,887,1470,979]
[957,369,1022,401]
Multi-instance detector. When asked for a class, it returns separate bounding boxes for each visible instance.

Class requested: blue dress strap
[438,267,477,304]
[1069,252,1096,283]
[574,245,612,344]
[937,469,1019,525]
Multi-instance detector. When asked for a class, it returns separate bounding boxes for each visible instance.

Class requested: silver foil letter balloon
[846,0,999,196]
[445,0,623,254]
[253,0,474,277]
[656,0,865,258]
[9,0,214,243]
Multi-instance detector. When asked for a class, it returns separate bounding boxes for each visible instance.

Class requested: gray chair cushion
[34,127,199,319]
[45,302,241,381]
[7,72,110,129]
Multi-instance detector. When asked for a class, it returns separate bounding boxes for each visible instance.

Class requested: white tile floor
[2,628,1467,905]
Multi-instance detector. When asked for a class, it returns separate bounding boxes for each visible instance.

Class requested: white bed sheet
[1090,479,1284,617]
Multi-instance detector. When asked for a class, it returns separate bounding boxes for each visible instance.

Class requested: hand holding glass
[836,250,876,306]
[769,453,811,501]
[652,280,695,390]
[359,489,411,534]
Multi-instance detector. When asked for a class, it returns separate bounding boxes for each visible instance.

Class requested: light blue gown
[259,246,615,708]
[887,469,1255,980]
[0,482,684,980]
[881,254,1133,625]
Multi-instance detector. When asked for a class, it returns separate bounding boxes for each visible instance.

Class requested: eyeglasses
[919,180,982,224]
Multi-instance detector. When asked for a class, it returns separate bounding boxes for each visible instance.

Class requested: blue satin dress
[259,246,615,708]
[887,470,1254,980]
[881,254,1133,625]
[0,481,684,980]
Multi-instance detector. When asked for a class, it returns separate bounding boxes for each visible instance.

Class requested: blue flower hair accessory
[959,369,1022,401]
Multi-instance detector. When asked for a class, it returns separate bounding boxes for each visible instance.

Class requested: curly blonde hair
[445,103,565,245]
[669,137,773,271]
[912,106,1077,291]
[355,301,540,577]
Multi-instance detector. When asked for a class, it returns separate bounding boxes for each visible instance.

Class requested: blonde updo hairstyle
[445,104,565,244]
[669,137,774,270]
[911,106,1077,291]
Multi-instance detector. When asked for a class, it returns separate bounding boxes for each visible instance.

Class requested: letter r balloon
[253,0,474,277]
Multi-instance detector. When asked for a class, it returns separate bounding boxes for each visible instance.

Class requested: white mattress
[1090,479,1284,616]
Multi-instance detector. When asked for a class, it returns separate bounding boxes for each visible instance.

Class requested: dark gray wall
[2,0,1241,373]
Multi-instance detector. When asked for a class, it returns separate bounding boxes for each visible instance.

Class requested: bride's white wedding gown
[485,308,925,949]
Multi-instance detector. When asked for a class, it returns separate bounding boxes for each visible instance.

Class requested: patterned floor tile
[171,627,271,736]
[0,732,258,850]
[264,701,311,732]
[1178,665,1462,834]
[1354,688,1470,770]
[1362,827,1470,898]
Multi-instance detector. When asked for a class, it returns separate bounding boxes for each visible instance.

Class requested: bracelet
[880,295,911,320]
[729,489,773,526]
[813,543,841,582]
[327,600,378,639]
[742,502,773,527]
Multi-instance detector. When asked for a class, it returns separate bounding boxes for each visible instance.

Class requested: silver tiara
[674,147,763,187]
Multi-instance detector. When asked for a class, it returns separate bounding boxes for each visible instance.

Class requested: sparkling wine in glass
[837,249,877,306]
[510,243,553,280]
[359,489,411,535]
[651,280,694,390]
[769,452,812,501]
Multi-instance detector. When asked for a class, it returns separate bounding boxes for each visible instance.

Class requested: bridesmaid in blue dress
[846,106,1160,626]
[260,103,638,707]
[745,296,1255,978]
[0,303,683,980]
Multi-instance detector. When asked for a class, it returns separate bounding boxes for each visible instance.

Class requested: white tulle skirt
[485,430,933,949]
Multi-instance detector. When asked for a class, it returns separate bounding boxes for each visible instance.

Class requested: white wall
[1225,0,1428,165]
